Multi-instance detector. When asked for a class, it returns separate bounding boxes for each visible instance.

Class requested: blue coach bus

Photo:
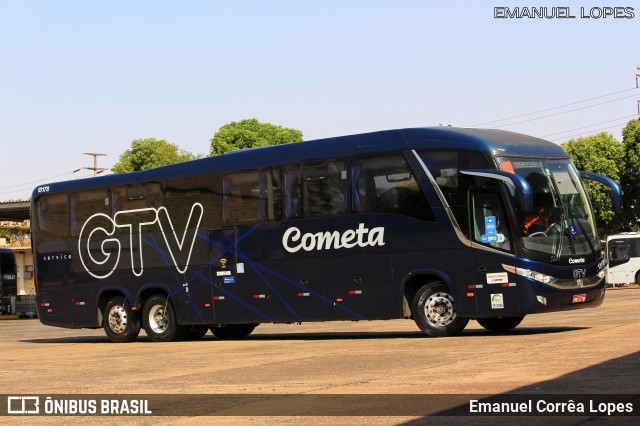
[31,127,622,342]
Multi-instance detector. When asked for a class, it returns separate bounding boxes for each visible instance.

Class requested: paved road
[1,287,639,424]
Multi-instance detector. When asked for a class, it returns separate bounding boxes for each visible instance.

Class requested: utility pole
[637,67,640,115]
[76,152,109,177]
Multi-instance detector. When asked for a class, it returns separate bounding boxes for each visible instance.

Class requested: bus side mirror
[461,169,533,212]
[579,171,623,213]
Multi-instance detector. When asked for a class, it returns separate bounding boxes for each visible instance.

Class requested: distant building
[0,200,34,295]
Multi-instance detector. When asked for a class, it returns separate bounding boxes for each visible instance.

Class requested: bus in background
[30,127,622,342]
[605,233,637,287]
[0,248,17,314]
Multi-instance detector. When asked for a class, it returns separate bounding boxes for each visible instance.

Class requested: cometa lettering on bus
[282,223,385,253]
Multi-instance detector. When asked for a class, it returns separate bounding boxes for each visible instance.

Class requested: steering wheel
[528,222,560,238]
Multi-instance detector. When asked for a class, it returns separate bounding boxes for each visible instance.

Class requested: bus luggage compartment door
[208,228,265,324]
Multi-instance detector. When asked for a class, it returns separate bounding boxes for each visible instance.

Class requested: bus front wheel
[476,316,524,333]
[142,295,183,342]
[103,296,141,343]
[412,283,468,337]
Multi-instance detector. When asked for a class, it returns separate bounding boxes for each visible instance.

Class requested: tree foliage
[112,138,198,173]
[210,118,303,156]
[562,132,624,233]
[621,118,640,230]
[562,118,640,235]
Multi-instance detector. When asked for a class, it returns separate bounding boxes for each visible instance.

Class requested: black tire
[635,271,640,285]
[477,316,524,333]
[182,325,209,340]
[412,283,468,337]
[103,296,141,343]
[142,295,184,342]
[210,323,258,339]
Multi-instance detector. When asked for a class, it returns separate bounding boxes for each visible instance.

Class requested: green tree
[210,118,303,156]
[621,117,640,230]
[112,138,198,173]
[562,132,624,235]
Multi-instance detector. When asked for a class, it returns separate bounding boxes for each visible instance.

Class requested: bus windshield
[498,157,598,259]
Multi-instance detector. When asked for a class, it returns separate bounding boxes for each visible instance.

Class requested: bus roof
[32,127,568,198]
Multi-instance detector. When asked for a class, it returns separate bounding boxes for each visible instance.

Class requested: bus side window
[71,189,110,236]
[112,183,162,213]
[284,161,348,219]
[38,194,69,237]
[303,161,348,217]
[470,189,512,252]
[164,175,222,229]
[609,241,630,260]
[223,171,261,223]
[352,155,435,221]
[112,183,162,234]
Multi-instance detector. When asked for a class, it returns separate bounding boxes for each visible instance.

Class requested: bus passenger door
[208,227,265,324]
[469,188,521,316]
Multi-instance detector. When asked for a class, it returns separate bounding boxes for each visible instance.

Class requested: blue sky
[1,1,638,200]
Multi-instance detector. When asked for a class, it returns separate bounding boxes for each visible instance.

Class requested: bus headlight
[502,264,557,284]
[502,264,602,288]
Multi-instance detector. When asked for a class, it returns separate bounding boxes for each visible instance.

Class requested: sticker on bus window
[569,224,579,237]
[501,161,515,174]
[491,293,504,309]
[480,234,506,244]
[485,216,497,235]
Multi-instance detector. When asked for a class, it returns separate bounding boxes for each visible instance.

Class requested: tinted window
[165,175,222,229]
[352,155,434,221]
[223,170,281,224]
[112,183,162,234]
[112,183,162,213]
[38,194,69,237]
[420,150,492,235]
[284,161,348,219]
[470,189,512,252]
[71,189,110,236]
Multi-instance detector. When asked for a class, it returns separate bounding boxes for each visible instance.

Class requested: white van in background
[605,233,638,287]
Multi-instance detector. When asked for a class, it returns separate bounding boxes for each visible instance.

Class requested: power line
[304,70,632,138]
[469,88,638,127]
[490,93,639,129]
[0,171,79,192]
[549,121,634,143]
[540,114,638,138]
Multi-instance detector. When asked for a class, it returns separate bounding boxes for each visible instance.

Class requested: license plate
[572,294,587,303]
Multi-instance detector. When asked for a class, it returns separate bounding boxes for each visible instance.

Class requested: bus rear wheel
[412,283,468,337]
[477,316,524,333]
[142,295,183,342]
[103,296,140,343]
[210,324,258,339]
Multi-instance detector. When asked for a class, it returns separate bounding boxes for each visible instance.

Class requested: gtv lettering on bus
[282,223,385,253]
[78,203,203,279]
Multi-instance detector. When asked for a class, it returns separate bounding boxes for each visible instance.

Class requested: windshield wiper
[551,209,566,263]
[566,204,596,256]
